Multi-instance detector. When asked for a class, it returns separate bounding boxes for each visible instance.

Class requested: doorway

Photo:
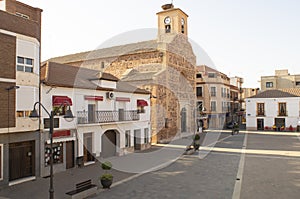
[275,118,285,128]
[101,130,117,158]
[257,119,264,130]
[83,133,94,162]
[66,141,74,169]
[88,104,96,123]
[9,141,35,181]
[134,129,141,150]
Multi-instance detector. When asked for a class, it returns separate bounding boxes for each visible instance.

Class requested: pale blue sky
[22,0,300,88]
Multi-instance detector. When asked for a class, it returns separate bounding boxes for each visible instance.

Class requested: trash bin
[76,156,84,168]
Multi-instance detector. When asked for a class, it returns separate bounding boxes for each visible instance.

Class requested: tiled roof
[41,62,150,94]
[250,89,299,98]
[280,88,300,97]
[196,65,229,79]
[47,40,158,64]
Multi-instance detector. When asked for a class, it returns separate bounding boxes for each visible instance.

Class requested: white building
[40,62,151,176]
[246,89,300,131]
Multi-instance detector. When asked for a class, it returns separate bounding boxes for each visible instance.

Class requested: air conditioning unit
[106,92,114,99]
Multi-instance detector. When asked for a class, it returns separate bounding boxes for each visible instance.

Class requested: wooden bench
[66,179,97,199]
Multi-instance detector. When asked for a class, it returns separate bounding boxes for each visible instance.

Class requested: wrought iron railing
[77,110,140,124]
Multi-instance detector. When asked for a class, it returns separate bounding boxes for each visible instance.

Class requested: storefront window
[45,143,63,166]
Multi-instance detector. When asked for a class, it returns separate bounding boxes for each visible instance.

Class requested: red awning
[84,96,103,101]
[53,130,71,138]
[52,96,72,106]
[116,97,130,102]
[137,99,148,106]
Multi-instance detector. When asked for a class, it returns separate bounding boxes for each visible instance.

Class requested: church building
[48,4,197,143]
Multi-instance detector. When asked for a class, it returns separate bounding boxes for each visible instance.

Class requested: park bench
[66,179,97,199]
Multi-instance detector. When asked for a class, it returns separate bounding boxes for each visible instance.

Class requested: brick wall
[0,33,16,79]
[5,0,42,24]
[0,82,17,128]
[0,9,41,41]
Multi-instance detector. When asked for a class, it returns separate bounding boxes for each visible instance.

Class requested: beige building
[48,4,197,143]
[196,65,233,129]
[230,76,244,123]
[261,69,300,91]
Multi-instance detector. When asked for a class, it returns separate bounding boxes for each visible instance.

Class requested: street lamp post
[29,102,74,199]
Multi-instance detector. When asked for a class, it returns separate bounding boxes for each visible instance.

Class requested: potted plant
[100,161,113,189]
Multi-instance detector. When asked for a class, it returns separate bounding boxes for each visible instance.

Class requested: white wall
[91,80,116,89]
[12,37,40,133]
[16,86,38,110]
[17,38,40,75]
[42,85,151,157]
[77,121,150,157]
[246,97,300,130]
[41,86,77,131]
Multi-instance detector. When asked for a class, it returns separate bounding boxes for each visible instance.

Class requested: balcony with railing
[77,110,140,124]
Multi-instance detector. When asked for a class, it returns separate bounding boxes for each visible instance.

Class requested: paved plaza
[1,130,300,199]
[94,130,300,199]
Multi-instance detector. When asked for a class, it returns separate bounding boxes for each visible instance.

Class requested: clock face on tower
[164,16,171,24]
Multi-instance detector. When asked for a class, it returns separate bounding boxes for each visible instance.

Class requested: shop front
[40,129,76,177]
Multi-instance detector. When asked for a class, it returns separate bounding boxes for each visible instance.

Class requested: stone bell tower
[156,3,188,38]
